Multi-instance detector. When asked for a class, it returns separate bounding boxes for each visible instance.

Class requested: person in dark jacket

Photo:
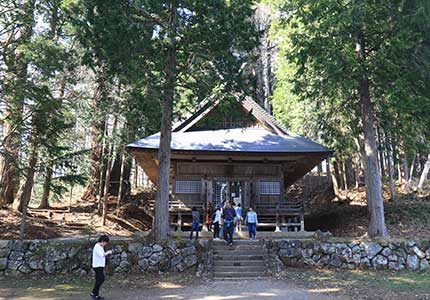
[189,207,200,241]
[222,202,237,245]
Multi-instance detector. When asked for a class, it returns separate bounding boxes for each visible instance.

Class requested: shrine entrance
[212,179,248,210]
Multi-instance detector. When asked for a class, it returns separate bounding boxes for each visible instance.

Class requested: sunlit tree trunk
[326,159,333,186]
[13,140,38,213]
[117,152,126,211]
[38,162,53,209]
[18,145,38,241]
[101,121,116,226]
[408,154,416,188]
[377,127,385,178]
[341,161,348,190]
[255,4,274,113]
[418,154,430,192]
[345,157,355,189]
[333,160,344,191]
[386,134,397,202]
[357,31,387,237]
[403,153,410,193]
[83,65,108,200]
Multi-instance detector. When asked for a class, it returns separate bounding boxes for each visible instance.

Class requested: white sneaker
[214,238,219,240]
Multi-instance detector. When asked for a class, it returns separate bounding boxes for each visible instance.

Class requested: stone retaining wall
[0,238,208,276]
[267,239,430,271]
[2,237,428,277]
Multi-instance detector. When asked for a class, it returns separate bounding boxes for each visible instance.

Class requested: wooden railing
[145,198,305,232]
[255,201,304,232]
[146,198,205,211]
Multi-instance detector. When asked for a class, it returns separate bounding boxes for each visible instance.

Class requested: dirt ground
[1,185,430,240]
[0,198,152,240]
[0,269,429,300]
[0,278,342,300]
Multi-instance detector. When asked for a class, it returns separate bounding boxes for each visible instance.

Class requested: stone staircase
[212,240,267,279]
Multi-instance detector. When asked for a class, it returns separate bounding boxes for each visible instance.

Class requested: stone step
[213,254,265,261]
[212,238,268,279]
[213,277,263,281]
[213,245,263,250]
[214,265,266,273]
[213,271,266,278]
[212,237,262,245]
[213,241,262,244]
[214,260,266,267]
[213,245,264,250]
[213,245,262,248]
[213,251,264,255]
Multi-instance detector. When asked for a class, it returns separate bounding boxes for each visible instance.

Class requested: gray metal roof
[128,128,331,153]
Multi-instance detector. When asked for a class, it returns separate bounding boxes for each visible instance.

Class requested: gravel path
[114,279,346,300]
[0,278,346,300]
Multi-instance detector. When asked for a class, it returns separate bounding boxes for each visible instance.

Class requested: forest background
[1,0,430,240]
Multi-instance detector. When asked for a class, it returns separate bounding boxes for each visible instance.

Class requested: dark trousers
[224,222,234,244]
[92,267,105,296]
[206,223,212,232]
[248,223,257,239]
[189,221,200,240]
[213,222,220,238]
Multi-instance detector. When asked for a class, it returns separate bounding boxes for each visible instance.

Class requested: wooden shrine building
[127,97,333,231]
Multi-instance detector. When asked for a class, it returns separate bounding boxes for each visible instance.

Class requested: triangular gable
[172,96,290,135]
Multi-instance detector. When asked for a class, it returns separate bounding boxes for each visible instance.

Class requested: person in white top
[245,207,259,240]
[213,205,222,240]
[90,235,112,300]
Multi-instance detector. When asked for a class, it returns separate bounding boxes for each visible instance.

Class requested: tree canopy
[1,0,430,239]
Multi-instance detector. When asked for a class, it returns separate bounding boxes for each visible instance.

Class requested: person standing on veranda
[235,203,242,232]
[245,207,258,240]
[189,206,200,241]
[213,205,222,240]
[206,202,213,232]
[222,202,237,245]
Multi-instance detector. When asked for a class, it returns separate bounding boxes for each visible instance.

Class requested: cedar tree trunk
[154,2,177,240]
[357,30,387,237]
[418,154,430,191]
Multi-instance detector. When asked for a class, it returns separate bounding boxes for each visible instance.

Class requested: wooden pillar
[275,212,281,232]
[300,198,305,231]
[253,178,260,207]
[201,178,207,232]
[226,180,231,203]
[177,210,182,232]
[243,181,251,209]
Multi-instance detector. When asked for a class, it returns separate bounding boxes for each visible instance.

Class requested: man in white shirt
[90,235,112,300]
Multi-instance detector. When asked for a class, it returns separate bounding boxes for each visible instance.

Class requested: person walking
[189,207,200,241]
[222,202,237,245]
[213,205,222,240]
[245,207,258,240]
[90,235,112,300]
[235,203,243,232]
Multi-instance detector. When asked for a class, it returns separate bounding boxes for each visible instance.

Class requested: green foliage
[268,0,430,161]
[0,0,259,206]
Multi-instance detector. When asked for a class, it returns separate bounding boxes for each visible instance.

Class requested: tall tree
[268,0,430,237]
[0,0,36,206]
[134,0,258,240]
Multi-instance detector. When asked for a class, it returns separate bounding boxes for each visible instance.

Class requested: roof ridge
[172,94,294,136]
